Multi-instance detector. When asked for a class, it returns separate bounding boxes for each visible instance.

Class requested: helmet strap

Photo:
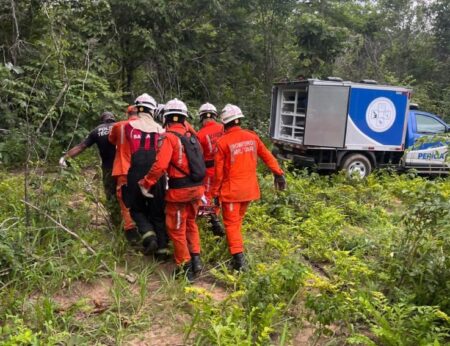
[167,114,185,124]
[224,119,240,129]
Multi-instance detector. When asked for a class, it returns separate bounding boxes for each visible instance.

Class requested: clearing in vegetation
[0,165,449,345]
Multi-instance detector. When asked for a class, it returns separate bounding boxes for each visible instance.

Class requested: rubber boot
[190,253,203,274]
[209,215,225,237]
[232,252,248,272]
[141,230,158,255]
[124,228,141,246]
[174,261,194,283]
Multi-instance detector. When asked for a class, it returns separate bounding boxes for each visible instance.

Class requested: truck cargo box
[270,80,411,151]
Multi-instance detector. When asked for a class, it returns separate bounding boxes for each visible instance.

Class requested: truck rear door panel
[304,85,349,148]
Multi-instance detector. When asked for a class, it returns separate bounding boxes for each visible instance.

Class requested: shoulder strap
[165,130,189,176]
[139,131,148,149]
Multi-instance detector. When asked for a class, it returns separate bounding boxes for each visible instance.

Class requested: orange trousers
[221,201,250,255]
[203,168,215,200]
[116,175,135,231]
[165,200,201,265]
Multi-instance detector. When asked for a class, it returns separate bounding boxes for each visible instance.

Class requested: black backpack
[167,131,206,182]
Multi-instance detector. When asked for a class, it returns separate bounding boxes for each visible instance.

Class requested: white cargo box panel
[303,85,349,147]
[345,85,410,151]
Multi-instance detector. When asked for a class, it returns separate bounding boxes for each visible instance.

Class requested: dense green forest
[0,0,449,164]
[1,0,449,345]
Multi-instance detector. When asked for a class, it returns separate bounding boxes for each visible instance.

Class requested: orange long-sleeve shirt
[108,115,138,177]
[212,126,283,202]
[140,123,204,202]
[197,120,224,163]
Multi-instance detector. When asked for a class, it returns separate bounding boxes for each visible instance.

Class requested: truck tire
[341,153,372,178]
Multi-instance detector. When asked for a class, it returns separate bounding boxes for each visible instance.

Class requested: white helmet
[154,103,165,123]
[198,103,218,118]
[135,93,157,113]
[164,98,189,118]
[220,104,244,124]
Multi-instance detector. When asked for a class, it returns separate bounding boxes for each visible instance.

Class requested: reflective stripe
[206,176,211,192]
[120,124,125,145]
[177,138,183,166]
[206,134,213,154]
[176,209,181,230]
[156,247,170,255]
[229,203,233,212]
[142,230,156,240]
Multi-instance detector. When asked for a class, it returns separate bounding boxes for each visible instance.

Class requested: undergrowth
[0,166,449,345]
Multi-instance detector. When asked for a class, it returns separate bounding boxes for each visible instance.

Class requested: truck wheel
[341,154,372,178]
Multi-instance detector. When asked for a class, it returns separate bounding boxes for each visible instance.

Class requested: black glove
[274,174,286,191]
[213,196,220,207]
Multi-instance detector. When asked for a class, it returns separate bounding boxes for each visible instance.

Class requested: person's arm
[139,136,173,190]
[211,143,225,198]
[59,132,94,167]
[256,136,283,175]
[256,136,286,190]
[108,122,121,145]
[65,143,87,159]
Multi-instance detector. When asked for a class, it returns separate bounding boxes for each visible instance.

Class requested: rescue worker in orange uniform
[124,94,169,257]
[212,104,286,271]
[139,99,205,282]
[108,105,139,243]
[154,103,197,135]
[196,103,225,236]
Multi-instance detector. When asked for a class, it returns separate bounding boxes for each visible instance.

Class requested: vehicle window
[416,114,446,133]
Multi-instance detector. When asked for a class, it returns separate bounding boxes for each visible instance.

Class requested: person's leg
[221,202,245,255]
[116,175,135,231]
[165,202,190,265]
[150,178,169,255]
[130,206,157,254]
[222,201,250,271]
[102,168,121,227]
[186,199,201,255]
[186,199,202,273]
[202,172,224,236]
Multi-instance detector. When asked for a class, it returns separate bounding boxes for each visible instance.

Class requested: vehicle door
[405,112,449,166]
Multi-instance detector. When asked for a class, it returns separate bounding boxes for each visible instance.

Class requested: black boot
[190,253,203,274]
[232,252,248,272]
[141,230,158,255]
[174,262,194,283]
[124,228,141,246]
[209,215,225,237]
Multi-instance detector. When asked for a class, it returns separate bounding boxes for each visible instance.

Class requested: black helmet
[101,111,115,122]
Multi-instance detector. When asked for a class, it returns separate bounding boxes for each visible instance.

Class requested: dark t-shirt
[83,121,116,169]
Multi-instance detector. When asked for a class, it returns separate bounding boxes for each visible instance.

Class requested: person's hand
[138,180,154,198]
[59,156,68,168]
[274,174,286,191]
[213,196,220,207]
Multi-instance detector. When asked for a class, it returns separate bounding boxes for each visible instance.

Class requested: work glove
[138,180,154,198]
[274,174,286,191]
[59,156,68,168]
[213,196,220,207]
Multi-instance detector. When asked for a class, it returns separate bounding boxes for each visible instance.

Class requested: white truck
[269,78,449,177]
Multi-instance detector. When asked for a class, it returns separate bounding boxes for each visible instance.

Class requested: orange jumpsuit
[140,123,204,265]
[212,126,283,255]
[197,120,224,199]
[108,116,138,231]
